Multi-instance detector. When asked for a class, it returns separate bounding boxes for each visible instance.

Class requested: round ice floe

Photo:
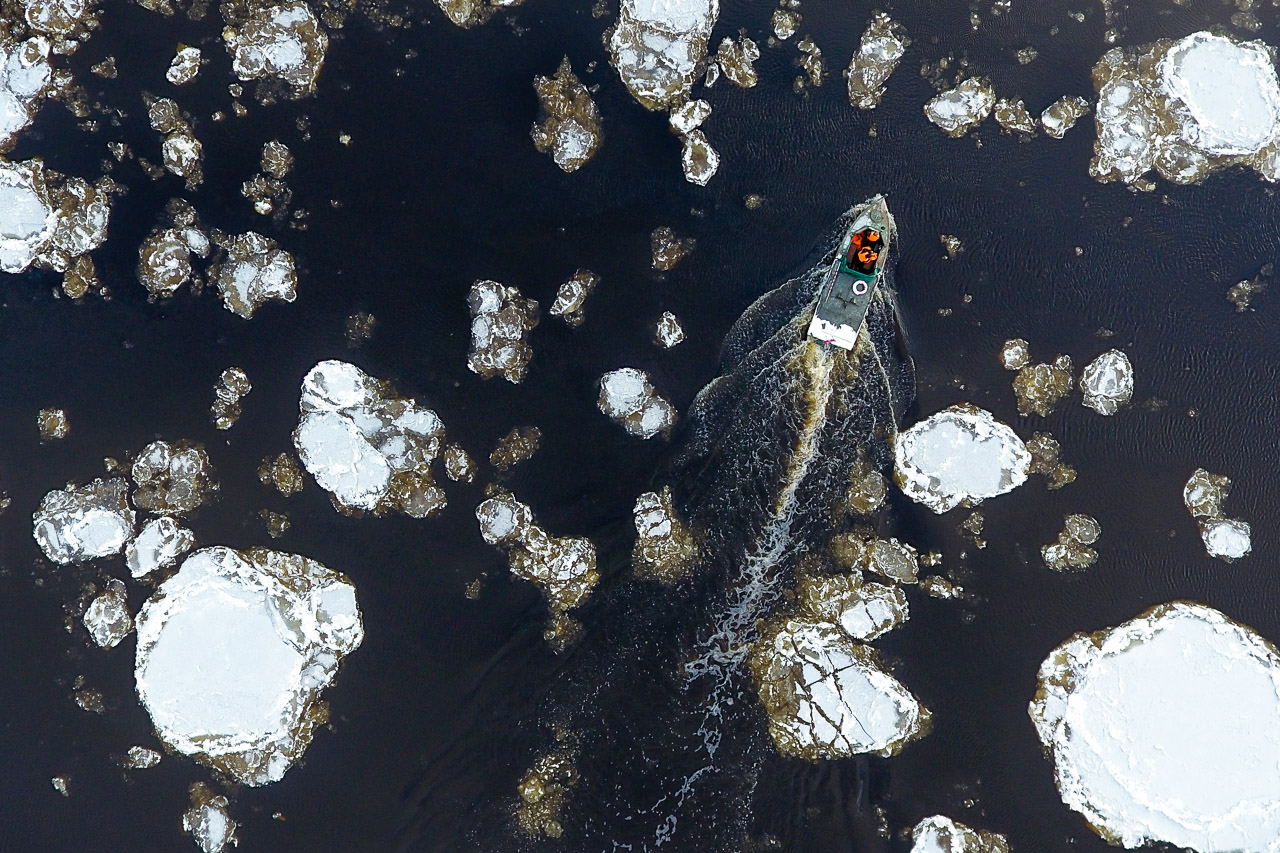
[1030,602,1280,851]
[294,410,392,510]
[1201,517,1252,561]
[1159,32,1280,156]
[893,404,1030,513]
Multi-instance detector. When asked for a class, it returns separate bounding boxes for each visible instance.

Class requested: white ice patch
[0,157,54,273]
[598,367,677,439]
[606,0,719,111]
[1031,602,1280,852]
[1201,517,1252,561]
[924,78,995,136]
[125,516,196,578]
[893,404,1030,513]
[910,816,1009,852]
[135,546,363,786]
[0,36,51,149]
[84,580,133,649]
[1159,32,1280,156]
[214,231,297,318]
[34,478,136,564]
[1079,348,1133,415]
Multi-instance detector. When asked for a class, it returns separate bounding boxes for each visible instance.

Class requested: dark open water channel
[2,0,1279,850]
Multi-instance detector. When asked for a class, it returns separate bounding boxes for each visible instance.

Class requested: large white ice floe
[467,279,539,384]
[1092,31,1280,184]
[749,616,928,759]
[222,0,328,98]
[846,12,910,110]
[0,156,54,272]
[1030,602,1280,852]
[293,360,449,517]
[0,36,51,151]
[910,816,1009,853]
[1079,348,1133,415]
[135,546,363,786]
[34,478,136,564]
[597,367,677,439]
[893,404,1030,513]
[605,0,719,111]
[925,78,995,136]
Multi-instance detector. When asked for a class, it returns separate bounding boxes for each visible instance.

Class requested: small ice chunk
[125,516,196,578]
[1079,348,1132,414]
[548,269,599,326]
[83,579,133,649]
[214,231,297,318]
[37,407,68,441]
[924,78,995,137]
[34,478,136,564]
[467,280,539,384]
[182,783,237,853]
[653,311,684,348]
[1201,517,1251,561]
[598,367,677,439]
[489,425,542,470]
[1042,513,1101,571]
[716,36,758,88]
[999,338,1029,370]
[771,7,799,41]
[1013,354,1073,416]
[212,367,252,429]
[1029,602,1280,851]
[121,745,162,769]
[910,816,1009,852]
[863,537,919,584]
[166,46,202,86]
[223,0,328,97]
[846,12,909,110]
[668,99,711,134]
[131,440,212,516]
[651,226,694,270]
[136,547,364,785]
[994,97,1037,136]
[531,59,602,173]
[1183,467,1251,561]
[1184,467,1231,519]
[893,404,1030,513]
[1040,95,1090,138]
[679,129,719,185]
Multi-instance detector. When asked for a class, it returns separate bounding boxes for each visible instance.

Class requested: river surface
[2,0,1279,850]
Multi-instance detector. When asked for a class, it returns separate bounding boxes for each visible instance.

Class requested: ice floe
[37,407,68,441]
[132,440,212,516]
[1029,602,1280,851]
[34,478,136,564]
[1026,431,1076,489]
[999,338,1030,370]
[223,0,328,98]
[166,45,202,86]
[651,225,694,270]
[679,128,719,185]
[994,97,1037,137]
[910,816,1009,853]
[1041,95,1090,138]
[121,745,162,769]
[0,35,51,151]
[1184,468,1251,562]
[135,547,363,785]
[1042,513,1100,571]
[125,516,196,579]
[531,59,602,173]
[489,425,541,471]
[182,783,237,853]
[1013,353,1073,416]
[0,158,55,272]
[597,367,677,439]
[893,404,1030,513]
[213,231,297,318]
[1201,517,1252,561]
[137,200,210,298]
[798,572,908,642]
[1079,349,1132,415]
[716,35,759,88]
[514,736,579,838]
[925,78,995,136]
[467,280,539,384]
[605,0,719,111]
[148,97,203,187]
[653,311,684,348]
[845,12,909,109]
[631,486,698,583]
[293,360,449,517]
[212,367,252,429]
[548,269,599,326]
[84,580,133,649]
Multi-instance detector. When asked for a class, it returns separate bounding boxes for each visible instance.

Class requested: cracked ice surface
[214,231,297,318]
[293,360,449,516]
[598,367,677,439]
[125,516,196,578]
[0,157,54,273]
[631,486,698,583]
[893,404,1030,513]
[846,12,909,110]
[924,78,995,137]
[135,547,363,786]
[531,59,602,173]
[223,0,328,97]
[84,579,133,649]
[1029,602,1280,851]
[0,36,51,150]
[34,478,136,564]
[1092,32,1280,184]
[749,617,927,759]
[467,280,539,383]
[910,816,1009,853]
[1080,349,1133,415]
[605,0,719,111]
[132,440,212,516]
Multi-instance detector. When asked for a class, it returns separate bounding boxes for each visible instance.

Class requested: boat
[807,195,891,350]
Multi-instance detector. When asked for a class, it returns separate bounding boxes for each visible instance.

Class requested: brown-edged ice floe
[597,367,677,439]
[1042,513,1101,571]
[211,367,252,429]
[548,269,599,326]
[715,35,758,88]
[1041,95,1090,138]
[605,0,719,111]
[1014,352,1073,416]
[126,516,196,578]
[132,440,214,515]
[166,45,202,86]
[653,310,684,347]
[213,231,298,318]
[669,99,718,185]
[34,478,136,564]
[531,59,602,173]
[183,783,237,853]
[910,816,1009,852]
[0,34,51,150]
[292,360,450,517]
[1079,348,1132,414]
[134,546,363,785]
[222,0,328,99]
[893,404,1030,513]
[1092,31,1280,185]
[1030,602,1280,851]
[845,12,909,109]
[925,78,996,136]
[631,486,699,583]
[147,97,203,187]
[467,279,539,383]
[1184,468,1252,561]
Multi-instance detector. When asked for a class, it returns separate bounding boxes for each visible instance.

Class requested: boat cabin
[841,228,883,276]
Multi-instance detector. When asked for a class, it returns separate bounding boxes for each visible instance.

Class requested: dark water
[2,0,1279,850]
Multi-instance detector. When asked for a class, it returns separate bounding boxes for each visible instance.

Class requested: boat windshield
[844,229,883,275]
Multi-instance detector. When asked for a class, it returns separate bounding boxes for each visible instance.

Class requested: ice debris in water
[489,425,541,471]
[1013,353,1073,416]
[668,98,710,134]
[476,489,598,651]
[443,444,475,482]
[121,745,162,769]
[37,407,68,441]
[794,36,823,89]
[126,516,196,578]
[1040,95,1090,138]
[433,0,522,28]
[0,157,112,284]
[531,59,602,174]
[651,225,694,270]
[771,4,799,41]
[798,572,908,642]
[846,12,909,109]
[1228,264,1271,311]
[148,97,203,187]
[132,440,212,516]
[1029,601,1280,851]
[999,338,1030,370]
[84,579,133,649]
[34,478,136,564]
[605,0,719,111]
[598,368,677,439]
[166,46,202,86]
[212,367,252,429]
[467,280,540,384]
[749,616,928,759]
[136,547,364,786]
[182,783,237,853]
[514,737,580,838]
[293,360,449,517]
[258,452,305,495]
[994,97,1037,137]
[1184,468,1251,561]
[1079,349,1132,415]
[653,311,684,348]
[548,269,599,326]
[716,35,759,88]
[910,816,1010,853]
[212,231,297,318]
[631,486,698,583]
[925,78,995,136]
[1026,431,1076,489]
[894,404,1030,513]
[1092,31,1280,185]
[0,35,51,151]
[137,199,210,298]
[679,128,719,185]
[223,0,328,98]
[1042,513,1100,571]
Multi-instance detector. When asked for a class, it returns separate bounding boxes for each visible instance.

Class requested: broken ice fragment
[1042,513,1100,571]
[864,537,919,584]
[84,579,133,649]
[0,36,52,151]
[137,215,209,298]
[136,547,364,786]
[34,478,136,564]
[598,368,677,439]
[653,311,684,348]
[924,78,995,136]
[131,440,212,516]
[651,226,694,270]
[515,737,579,838]
[182,783,237,853]
[1228,265,1271,311]
[490,425,541,471]
[293,360,449,516]
[37,407,68,441]
[51,776,69,796]
[212,367,252,429]
[1040,95,1089,138]
[223,0,328,98]
[668,98,710,134]
[467,280,539,384]
[994,97,1037,136]
[1183,467,1251,561]
[771,6,799,41]
[1026,431,1076,489]
[443,444,476,482]
[166,46,202,86]
[749,616,928,759]
[0,156,54,273]
[531,59,602,173]
[213,231,297,318]
[795,37,823,88]
[548,269,599,326]
[939,234,963,259]
[121,745,162,769]
[845,12,909,110]
[893,404,1030,513]
[605,0,720,111]
[910,816,1009,853]
[1183,467,1231,519]
[258,452,305,495]
[1013,354,1073,416]
[631,486,698,583]
[1079,348,1132,414]
[679,129,719,185]
[1029,602,1280,851]
[1201,517,1252,561]
[800,573,908,642]
[999,338,1029,370]
[716,36,759,88]
[125,516,196,579]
